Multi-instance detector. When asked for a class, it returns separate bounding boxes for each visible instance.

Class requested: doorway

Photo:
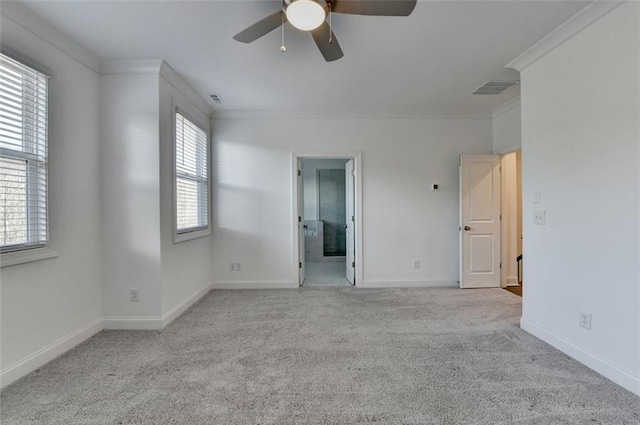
[501,150,523,296]
[458,152,523,296]
[294,154,361,287]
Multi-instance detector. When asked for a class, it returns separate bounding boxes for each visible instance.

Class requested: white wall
[519,2,640,394]
[101,62,215,327]
[159,66,213,317]
[100,71,162,322]
[302,158,349,221]
[211,116,493,288]
[0,8,103,383]
[492,98,521,154]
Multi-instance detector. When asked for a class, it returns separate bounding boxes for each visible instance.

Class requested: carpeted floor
[1,287,638,424]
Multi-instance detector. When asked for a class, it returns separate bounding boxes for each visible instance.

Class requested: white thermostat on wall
[431,184,440,191]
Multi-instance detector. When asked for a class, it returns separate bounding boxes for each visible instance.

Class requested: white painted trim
[211,280,297,289]
[1,285,214,389]
[491,96,520,119]
[0,246,58,267]
[0,318,103,389]
[213,110,491,120]
[0,3,101,73]
[521,318,640,396]
[505,277,519,286]
[102,317,164,330]
[494,145,522,156]
[162,282,212,328]
[360,279,458,288]
[506,1,624,71]
[291,152,364,287]
[160,61,213,117]
[100,59,163,75]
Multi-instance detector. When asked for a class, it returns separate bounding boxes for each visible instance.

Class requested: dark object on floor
[505,285,523,297]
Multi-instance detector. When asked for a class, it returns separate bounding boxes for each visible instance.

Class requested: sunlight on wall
[215,140,290,235]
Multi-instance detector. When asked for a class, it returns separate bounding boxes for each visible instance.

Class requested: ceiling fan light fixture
[286,0,326,31]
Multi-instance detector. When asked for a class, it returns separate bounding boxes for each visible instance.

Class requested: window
[175,111,209,239]
[0,52,49,254]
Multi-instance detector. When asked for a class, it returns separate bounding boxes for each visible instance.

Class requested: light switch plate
[533,191,542,204]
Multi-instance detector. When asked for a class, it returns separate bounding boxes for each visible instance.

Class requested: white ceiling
[17,0,588,116]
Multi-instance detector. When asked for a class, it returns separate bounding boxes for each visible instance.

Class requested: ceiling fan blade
[233,10,286,43]
[332,0,417,16]
[311,22,344,62]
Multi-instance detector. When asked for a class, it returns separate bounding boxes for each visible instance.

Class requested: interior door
[459,154,501,288]
[297,158,305,286]
[345,159,355,285]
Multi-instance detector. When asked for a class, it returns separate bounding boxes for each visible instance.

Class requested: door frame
[291,152,363,287]
[499,149,522,289]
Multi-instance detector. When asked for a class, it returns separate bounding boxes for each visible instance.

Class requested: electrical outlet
[230,262,237,271]
[230,262,243,271]
[130,289,139,302]
[533,210,546,225]
[413,260,420,269]
[579,312,592,330]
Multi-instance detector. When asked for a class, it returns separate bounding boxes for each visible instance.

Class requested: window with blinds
[175,111,208,234]
[0,53,49,253]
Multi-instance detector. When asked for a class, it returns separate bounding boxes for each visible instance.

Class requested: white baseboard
[521,318,640,396]
[1,284,215,388]
[1,318,103,389]
[211,280,297,289]
[359,279,458,288]
[102,316,164,330]
[161,282,212,328]
[505,276,519,286]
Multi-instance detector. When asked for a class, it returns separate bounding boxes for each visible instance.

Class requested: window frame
[0,46,57,267]
[173,105,211,244]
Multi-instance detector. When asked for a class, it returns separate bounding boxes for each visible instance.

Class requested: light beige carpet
[2,287,638,424]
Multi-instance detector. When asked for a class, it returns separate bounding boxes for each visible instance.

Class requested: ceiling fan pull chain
[280,12,287,52]
[328,2,333,44]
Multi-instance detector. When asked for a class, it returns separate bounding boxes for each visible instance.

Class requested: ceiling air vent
[472,81,518,95]
[210,94,224,104]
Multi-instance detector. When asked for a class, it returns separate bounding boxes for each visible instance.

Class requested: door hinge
[352,261,355,268]
[500,214,502,221]
[298,216,302,223]
[500,262,502,269]
[299,262,302,269]
[459,226,461,231]
[351,215,355,222]
[298,169,301,176]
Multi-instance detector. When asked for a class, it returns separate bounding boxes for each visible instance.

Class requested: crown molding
[212,109,492,120]
[159,61,214,117]
[100,59,163,75]
[506,0,625,72]
[492,96,521,119]
[0,2,101,73]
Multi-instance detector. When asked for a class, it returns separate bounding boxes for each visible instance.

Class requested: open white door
[345,160,355,285]
[297,158,305,286]
[460,154,501,288]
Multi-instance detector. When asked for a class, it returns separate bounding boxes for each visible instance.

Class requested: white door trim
[291,152,363,287]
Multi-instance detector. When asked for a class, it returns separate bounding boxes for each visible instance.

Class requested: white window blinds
[175,112,208,233]
[0,53,49,253]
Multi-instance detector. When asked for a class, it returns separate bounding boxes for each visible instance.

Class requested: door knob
[343,224,348,229]
[464,226,471,231]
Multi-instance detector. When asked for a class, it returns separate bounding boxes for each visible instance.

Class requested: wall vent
[210,94,224,104]
[472,81,518,95]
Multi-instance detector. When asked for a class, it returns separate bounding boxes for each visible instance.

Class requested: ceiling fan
[233,0,417,62]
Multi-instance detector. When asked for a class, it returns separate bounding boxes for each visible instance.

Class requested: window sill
[174,227,211,244]
[0,246,58,268]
